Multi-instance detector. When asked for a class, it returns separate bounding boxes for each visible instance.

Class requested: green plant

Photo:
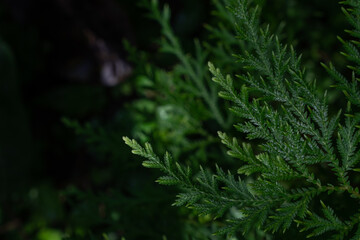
[125,0,360,239]
[125,0,237,164]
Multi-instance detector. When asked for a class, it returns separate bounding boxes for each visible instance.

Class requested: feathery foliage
[125,0,360,239]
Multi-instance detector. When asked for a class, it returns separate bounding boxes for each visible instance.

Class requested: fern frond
[323,1,360,107]
[266,197,309,233]
[124,0,360,238]
[141,0,227,128]
[337,117,360,171]
[123,137,257,219]
[299,201,346,238]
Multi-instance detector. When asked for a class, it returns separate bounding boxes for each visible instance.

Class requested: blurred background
[0,0,349,239]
